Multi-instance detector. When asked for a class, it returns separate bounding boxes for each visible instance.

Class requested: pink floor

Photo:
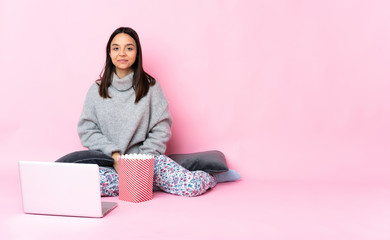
[2,173,390,240]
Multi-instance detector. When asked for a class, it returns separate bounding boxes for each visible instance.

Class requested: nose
[119,49,126,56]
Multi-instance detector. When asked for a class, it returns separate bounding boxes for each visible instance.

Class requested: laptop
[19,161,117,218]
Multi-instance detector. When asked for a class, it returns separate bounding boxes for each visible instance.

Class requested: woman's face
[110,33,137,75]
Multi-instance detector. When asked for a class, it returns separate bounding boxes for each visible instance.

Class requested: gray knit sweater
[77,72,172,157]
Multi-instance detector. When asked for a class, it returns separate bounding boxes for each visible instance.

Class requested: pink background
[2,0,390,239]
[1,0,390,182]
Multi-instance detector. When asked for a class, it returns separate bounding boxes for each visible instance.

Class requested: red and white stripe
[119,154,154,203]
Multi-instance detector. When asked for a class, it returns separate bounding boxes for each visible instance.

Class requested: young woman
[56,27,218,197]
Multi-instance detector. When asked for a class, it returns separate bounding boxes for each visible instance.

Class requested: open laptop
[19,161,117,218]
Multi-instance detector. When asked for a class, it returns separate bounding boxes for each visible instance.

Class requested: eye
[112,47,119,51]
[127,47,133,51]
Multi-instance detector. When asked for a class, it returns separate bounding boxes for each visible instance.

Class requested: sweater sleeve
[77,85,121,156]
[139,83,172,156]
[139,105,172,156]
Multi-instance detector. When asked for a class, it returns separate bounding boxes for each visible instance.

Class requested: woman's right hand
[112,152,121,173]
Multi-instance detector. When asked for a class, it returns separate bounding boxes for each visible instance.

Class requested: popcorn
[119,154,154,203]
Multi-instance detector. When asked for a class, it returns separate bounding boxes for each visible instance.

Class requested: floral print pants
[99,155,216,197]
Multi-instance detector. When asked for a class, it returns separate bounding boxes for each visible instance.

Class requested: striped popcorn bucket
[119,154,154,203]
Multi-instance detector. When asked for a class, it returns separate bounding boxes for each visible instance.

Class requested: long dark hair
[97,27,155,103]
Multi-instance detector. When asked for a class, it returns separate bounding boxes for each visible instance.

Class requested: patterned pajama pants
[100,155,216,197]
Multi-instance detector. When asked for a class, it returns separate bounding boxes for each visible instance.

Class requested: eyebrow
[111,43,135,46]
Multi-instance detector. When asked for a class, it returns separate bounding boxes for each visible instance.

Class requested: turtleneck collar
[111,72,134,91]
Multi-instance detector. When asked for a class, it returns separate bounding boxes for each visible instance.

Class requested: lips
[118,59,128,63]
